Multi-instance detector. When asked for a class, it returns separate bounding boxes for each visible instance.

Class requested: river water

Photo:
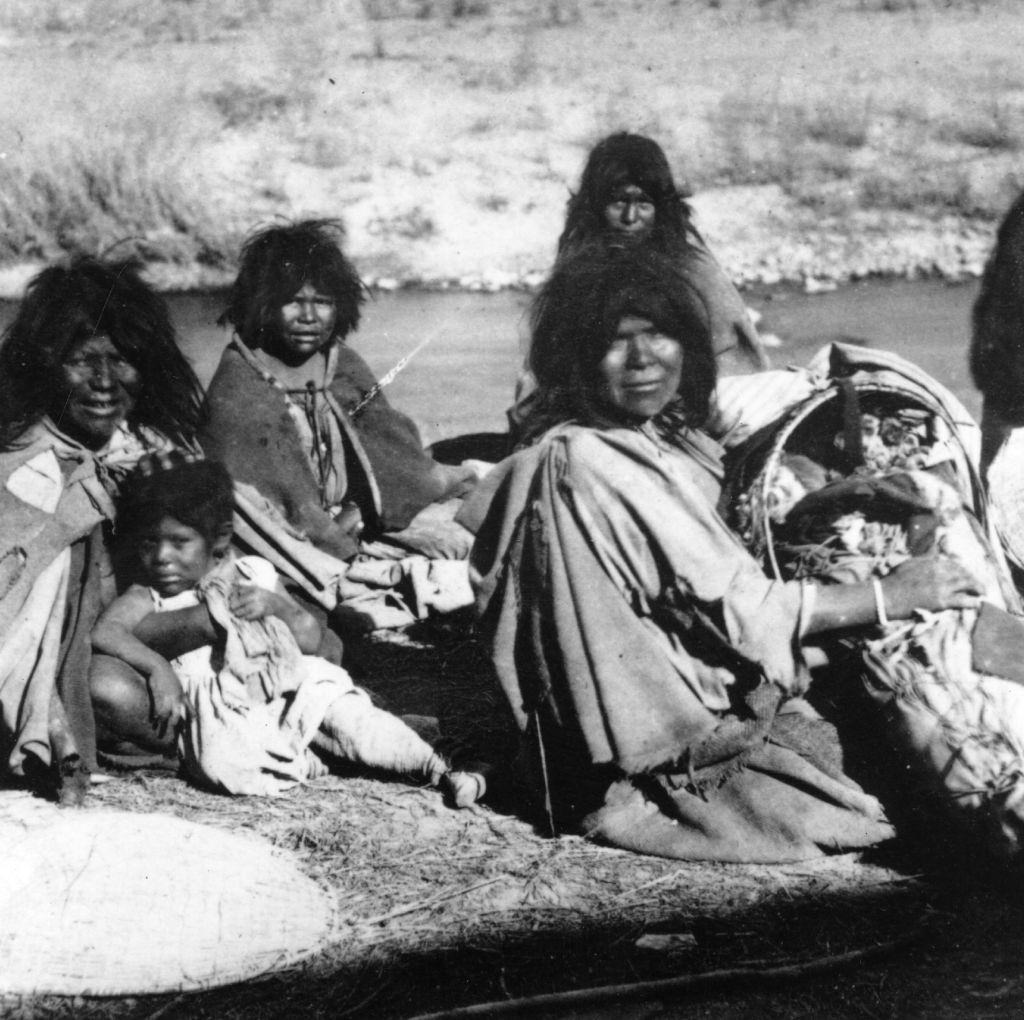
[1,277,983,445]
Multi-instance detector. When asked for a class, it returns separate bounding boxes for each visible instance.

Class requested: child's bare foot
[440,770,486,808]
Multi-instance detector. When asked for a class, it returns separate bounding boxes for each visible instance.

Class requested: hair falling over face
[523,242,716,443]
[0,256,203,450]
[557,133,699,258]
[219,219,366,353]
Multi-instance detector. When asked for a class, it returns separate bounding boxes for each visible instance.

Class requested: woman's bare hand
[881,554,984,619]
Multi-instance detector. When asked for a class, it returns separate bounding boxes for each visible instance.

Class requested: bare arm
[92,588,185,738]
[133,603,218,660]
[93,587,173,675]
[229,580,323,654]
[806,554,983,636]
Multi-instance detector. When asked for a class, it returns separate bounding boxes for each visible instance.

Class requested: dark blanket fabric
[200,343,458,557]
[465,423,893,863]
[53,529,107,772]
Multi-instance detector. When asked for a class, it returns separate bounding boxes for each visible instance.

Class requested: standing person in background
[557,132,768,374]
[0,257,202,803]
[506,132,768,439]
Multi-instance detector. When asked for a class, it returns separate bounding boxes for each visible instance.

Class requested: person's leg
[313,691,444,777]
[47,688,90,806]
[89,653,176,755]
[312,692,482,806]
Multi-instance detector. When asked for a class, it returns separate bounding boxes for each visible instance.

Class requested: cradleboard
[721,342,1024,861]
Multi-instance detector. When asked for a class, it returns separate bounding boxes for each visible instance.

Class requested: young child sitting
[91,453,482,803]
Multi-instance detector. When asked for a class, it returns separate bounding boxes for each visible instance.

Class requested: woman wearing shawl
[0,257,202,802]
[464,245,981,862]
[199,220,476,566]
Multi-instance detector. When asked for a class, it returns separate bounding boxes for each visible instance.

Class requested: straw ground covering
[7,617,1024,1019]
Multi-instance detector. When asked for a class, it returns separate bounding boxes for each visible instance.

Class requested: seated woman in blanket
[199,220,476,567]
[462,243,982,863]
[0,257,202,803]
[90,454,481,803]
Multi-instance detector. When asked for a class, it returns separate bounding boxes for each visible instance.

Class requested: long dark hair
[0,257,203,450]
[219,219,365,349]
[557,133,700,256]
[971,190,1024,419]
[119,454,234,546]
[522,241,716,443]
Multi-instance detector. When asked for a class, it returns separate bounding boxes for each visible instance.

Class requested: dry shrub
[0,132,234,267]
[713,93,864,191]
[206,83,291,129]
[936,103,1023,154]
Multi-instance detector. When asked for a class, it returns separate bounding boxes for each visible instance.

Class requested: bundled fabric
[167,556,347,794]
[725,342,1024,860]
[862,606,1024,858]
[231,481,473,628]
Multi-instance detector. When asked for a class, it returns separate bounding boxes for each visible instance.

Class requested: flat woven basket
[0,793,335,997]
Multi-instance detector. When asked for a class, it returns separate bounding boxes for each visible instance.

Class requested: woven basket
[724,352,1024,859]
[0,793,335,996]
[726,380,986,580]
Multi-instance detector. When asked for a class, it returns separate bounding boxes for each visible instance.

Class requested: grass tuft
[206,83,291,129]
[367,207,438,241]
[0,133,236,268]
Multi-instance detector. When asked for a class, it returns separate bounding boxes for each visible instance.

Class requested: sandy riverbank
[0,0,1019,298]
[0,180,998,300]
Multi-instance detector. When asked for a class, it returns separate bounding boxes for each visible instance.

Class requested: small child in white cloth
[92,454,482,803]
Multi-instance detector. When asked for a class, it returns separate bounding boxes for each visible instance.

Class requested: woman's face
[595,315,684,423]
[51,334,141,448]
[269,282,338,365]
[603,183,656,236]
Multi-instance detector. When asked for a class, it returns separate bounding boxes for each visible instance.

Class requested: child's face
[138,516,216,597]
[267,281,338,365]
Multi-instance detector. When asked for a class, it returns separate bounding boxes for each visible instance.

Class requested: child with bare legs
[90,454,482,804]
